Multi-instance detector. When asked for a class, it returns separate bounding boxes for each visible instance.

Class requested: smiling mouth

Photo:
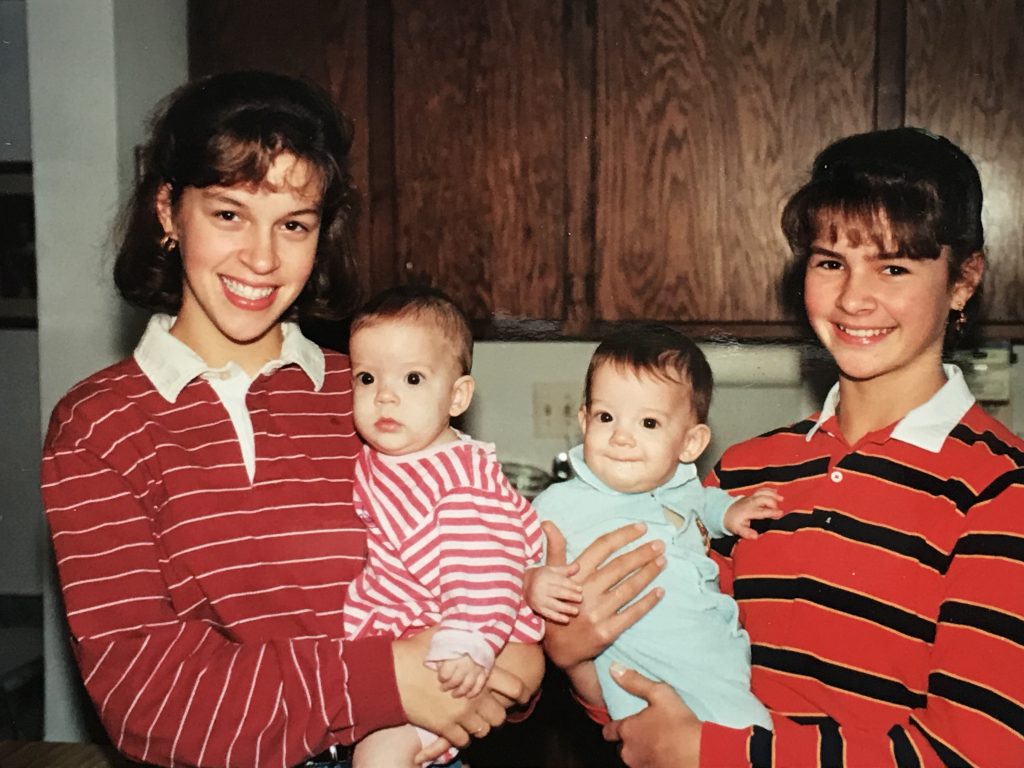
[222,276,275,301]
[836,323,893,339]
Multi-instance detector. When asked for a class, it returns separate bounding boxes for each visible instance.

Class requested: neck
[836,362,947,445]
[171,321,285,378]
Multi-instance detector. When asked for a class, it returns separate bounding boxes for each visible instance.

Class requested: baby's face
[350,318,468,456]
[581,363,703,493]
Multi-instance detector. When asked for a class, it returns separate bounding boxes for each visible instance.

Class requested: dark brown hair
[350,284,473,375]
[584,324,713,423]
[114,70,359,321]
[781,127,984,347]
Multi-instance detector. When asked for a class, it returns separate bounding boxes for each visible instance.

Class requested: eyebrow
[201,190,321,218]
[809,245,902,260]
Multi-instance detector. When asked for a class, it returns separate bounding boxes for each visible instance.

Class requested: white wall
[27,0,187,741]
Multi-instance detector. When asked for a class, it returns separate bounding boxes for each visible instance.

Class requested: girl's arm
[603,472,1024,767]
[44,397,531,768]
[43,418,402,768]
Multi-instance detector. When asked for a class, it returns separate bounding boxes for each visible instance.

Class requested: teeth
[222,277,273,300]
[839,325,891,338]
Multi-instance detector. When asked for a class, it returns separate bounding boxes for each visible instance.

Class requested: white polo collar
[805,364,975,452]
[133,314,325,402]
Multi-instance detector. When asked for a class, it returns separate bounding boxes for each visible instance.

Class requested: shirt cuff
[699,721,752,766]
[342,635,406,739]
[426,628,496,671]
[570,685,611,726]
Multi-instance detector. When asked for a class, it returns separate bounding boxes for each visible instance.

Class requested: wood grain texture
[905,0,1024,327]
[563,0,597,333]
[594,0,877,323]
[0,741,133,768]
[188,0,372,301]
[390,0,569,320]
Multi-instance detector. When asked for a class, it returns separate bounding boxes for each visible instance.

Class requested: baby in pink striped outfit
[343,285,544,767]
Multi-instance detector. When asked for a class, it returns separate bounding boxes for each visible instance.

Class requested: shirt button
[830,470,843,483]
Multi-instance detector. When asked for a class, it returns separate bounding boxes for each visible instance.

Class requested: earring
[160,234,179,254]
[953,307,967,333]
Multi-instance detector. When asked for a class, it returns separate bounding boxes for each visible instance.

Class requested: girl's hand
[723,488,784,540]
[437,654,489,698]
[393,629,504,750]
[602,664,702,768]
[525,563,583,624]
[411,640,543,764]
[541,521,665,669]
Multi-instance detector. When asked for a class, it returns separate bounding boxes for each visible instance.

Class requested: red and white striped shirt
[41,316,404,768]
[344,437,544,672]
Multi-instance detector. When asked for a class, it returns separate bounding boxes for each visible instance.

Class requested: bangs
[198,134,328,199]
[784,176,945,262]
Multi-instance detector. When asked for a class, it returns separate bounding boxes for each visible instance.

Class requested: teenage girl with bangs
[41,71,541,768]
[542,127,1024,766]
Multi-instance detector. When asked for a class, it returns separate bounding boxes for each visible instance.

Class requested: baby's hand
[724,488,784,540]
[436,654,489,698]
[525,564,582,624]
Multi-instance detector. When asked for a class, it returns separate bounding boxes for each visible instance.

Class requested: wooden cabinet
[905,0,1024,337]
[190,0,1024,340]
[591,1,875,328]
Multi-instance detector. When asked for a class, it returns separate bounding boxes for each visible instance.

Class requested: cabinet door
[390,0,573,323]
[905,0,1024,334]
[594,0,877,324]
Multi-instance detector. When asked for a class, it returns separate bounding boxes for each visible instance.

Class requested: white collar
[805,363,975,452]
[133,314,325,402]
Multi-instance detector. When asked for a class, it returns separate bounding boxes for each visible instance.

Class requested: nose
[240,230,280,275]
[610,426,634,446]
[374,382,398,405]
[836,267,876,314]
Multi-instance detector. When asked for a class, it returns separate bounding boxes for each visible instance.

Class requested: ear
[678,423,711,464]
[577,406,588,437]
[448,375,475,417]
[156,183,176,238]
[950,251,985,310]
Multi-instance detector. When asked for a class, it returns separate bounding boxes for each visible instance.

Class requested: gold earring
[953,307,967,333]
[160,234,179,253]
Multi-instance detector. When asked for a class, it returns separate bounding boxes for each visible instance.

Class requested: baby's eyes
[642,418,659,429]
[405,372,423,385]
[355,372,374,385]
[597,411,613,423]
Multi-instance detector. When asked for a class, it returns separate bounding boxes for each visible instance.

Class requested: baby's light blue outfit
[532,445,772,729]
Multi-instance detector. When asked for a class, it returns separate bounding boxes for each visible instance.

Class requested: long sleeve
[695,485,734,538]
[702,414,1024,766]
[419,483,542,670]
[345,440,543,671]
[701,472,1024,765]
[42,361,405,768]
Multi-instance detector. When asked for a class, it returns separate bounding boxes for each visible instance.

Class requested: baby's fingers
[467,676,487,698]
[538,599,579,624]
[553,585,584,604]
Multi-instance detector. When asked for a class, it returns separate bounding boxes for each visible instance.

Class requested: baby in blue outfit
[526,325,778,729]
